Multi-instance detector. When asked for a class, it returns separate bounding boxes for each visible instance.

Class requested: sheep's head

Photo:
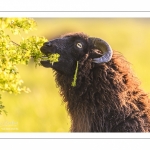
[40,33,113,75]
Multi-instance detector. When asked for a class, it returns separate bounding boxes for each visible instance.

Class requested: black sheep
[40,32,150,132]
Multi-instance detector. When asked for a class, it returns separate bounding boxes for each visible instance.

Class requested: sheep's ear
[88,37,113,63]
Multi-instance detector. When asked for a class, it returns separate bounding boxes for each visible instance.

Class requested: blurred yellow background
[0,18,150,132]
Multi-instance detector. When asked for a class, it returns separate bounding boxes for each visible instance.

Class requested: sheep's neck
[69,104,91,132]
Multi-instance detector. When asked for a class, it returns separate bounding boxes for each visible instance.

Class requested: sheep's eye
[76,43,82,49]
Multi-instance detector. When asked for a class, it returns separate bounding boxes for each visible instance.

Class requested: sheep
[40,32,150,132]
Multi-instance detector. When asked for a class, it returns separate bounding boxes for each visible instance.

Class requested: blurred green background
[0,18,150,132]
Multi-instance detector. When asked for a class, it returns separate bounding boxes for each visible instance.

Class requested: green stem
[71,61,79,87]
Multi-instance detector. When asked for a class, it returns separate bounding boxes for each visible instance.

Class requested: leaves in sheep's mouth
[41,53,60,65]
[41,56,50,61]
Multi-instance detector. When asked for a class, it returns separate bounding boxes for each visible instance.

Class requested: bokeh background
[0,18,150,132]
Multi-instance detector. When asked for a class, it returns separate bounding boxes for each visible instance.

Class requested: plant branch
[11,40,21,47]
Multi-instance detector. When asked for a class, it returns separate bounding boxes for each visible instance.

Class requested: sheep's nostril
[44,42,52,47]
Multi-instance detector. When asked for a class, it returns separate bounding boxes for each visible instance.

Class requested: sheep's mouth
[40,46,60,68]
[40,54,52,68]
[40,60,51,68]
[40,54,60,68]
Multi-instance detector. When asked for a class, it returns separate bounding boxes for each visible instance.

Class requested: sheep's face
[40,33,90,75]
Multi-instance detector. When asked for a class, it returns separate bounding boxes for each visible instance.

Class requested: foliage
[48,53,60,65]
[0,18,47,115]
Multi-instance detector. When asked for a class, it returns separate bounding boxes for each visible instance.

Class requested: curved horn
[89,37,113,63]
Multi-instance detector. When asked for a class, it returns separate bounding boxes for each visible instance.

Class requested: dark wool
[54,51,150,132]
[41,32,150,132]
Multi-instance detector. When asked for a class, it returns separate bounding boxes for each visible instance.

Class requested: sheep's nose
[44,42,52,47]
